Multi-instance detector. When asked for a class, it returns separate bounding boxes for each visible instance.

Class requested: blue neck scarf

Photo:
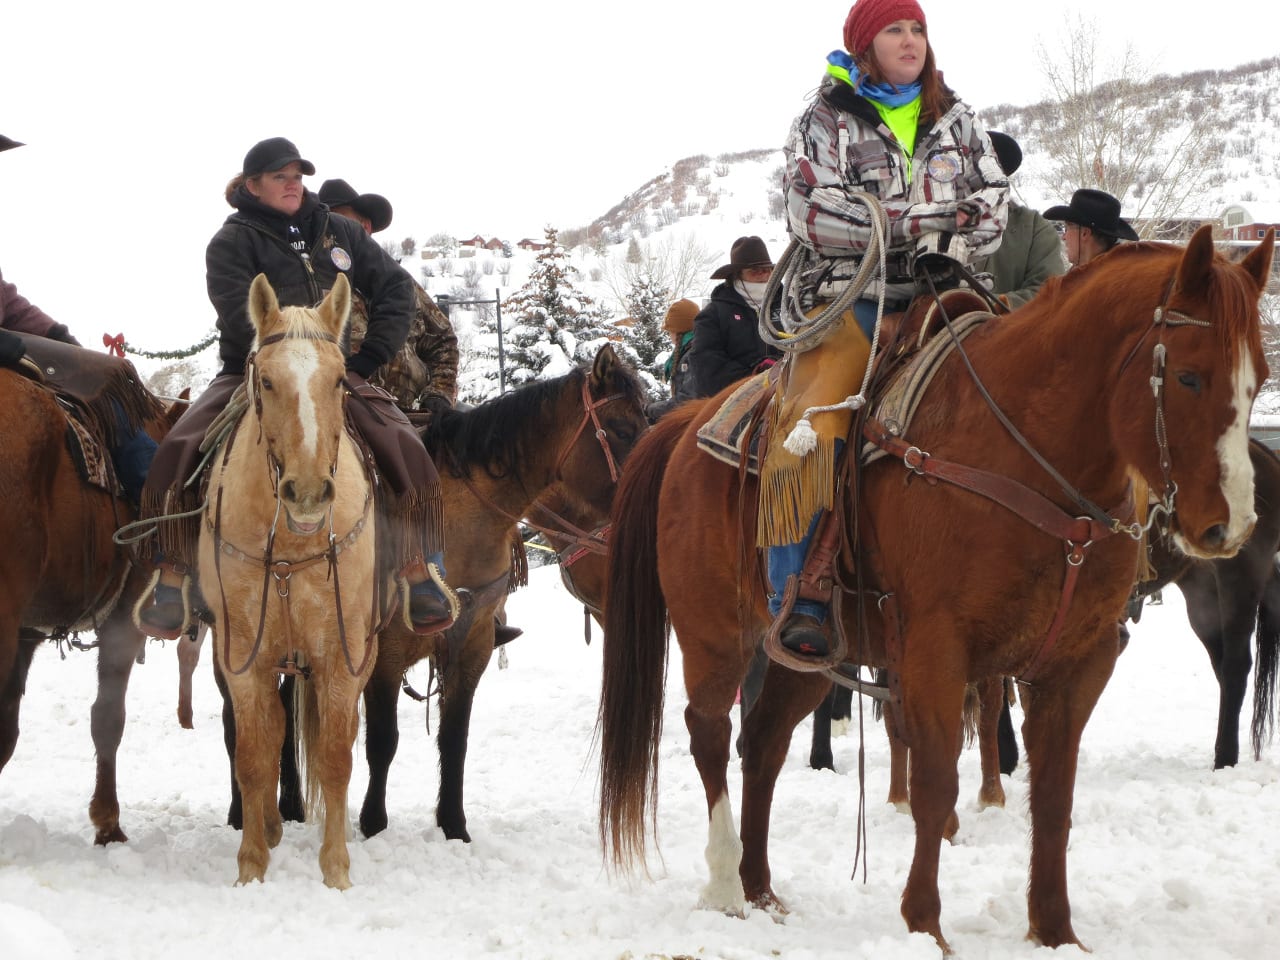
[826,50,921,108]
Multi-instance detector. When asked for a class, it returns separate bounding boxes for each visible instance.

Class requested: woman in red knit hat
[758,0,1009,661]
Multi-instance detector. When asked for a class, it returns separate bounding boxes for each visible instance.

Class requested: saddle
[5,331,164,496]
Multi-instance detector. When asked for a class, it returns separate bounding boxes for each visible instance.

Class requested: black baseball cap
[242,137,315,177]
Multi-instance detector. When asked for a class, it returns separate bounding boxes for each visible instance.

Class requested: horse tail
[293,656,325,819]
[1251,559,1280,759]
[597,402,700,872]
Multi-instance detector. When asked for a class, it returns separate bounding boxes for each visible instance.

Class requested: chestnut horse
[360,345,649,841]
[0,345,176,844]
[598,226,1275,950]
[198,273,378,889]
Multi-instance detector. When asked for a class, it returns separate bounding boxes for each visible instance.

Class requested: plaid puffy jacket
[785,76,1009,305]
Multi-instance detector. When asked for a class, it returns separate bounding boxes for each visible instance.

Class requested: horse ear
[247,273,280,335]
[590,343,618,390]
[1239,228,1276,294]
[1175,224,1216,295]
[320,274,352,339]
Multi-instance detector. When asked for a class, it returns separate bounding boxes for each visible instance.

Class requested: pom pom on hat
[843,0,927,56]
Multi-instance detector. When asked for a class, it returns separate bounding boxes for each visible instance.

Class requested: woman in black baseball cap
[136,136,458,640]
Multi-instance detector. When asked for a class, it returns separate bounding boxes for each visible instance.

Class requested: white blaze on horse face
[283,345,323,459]
[1216,347,1259,544]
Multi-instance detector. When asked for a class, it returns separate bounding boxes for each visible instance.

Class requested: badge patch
[330,247,352,271]
[926,152,962,183]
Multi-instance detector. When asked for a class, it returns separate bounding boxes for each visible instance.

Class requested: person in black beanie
[136,137,458,640]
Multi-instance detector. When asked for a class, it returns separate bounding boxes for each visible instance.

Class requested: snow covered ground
[2,567,1278,960]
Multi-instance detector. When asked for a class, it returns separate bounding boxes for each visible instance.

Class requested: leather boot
[779,613,832,658]
[138,582,188,641]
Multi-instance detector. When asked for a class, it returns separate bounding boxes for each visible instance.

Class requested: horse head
[245,272,352,536]
[1116,225,1274,559]
[554,344,650,521]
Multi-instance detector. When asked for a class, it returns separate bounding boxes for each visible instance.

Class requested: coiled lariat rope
[758,192,892,455]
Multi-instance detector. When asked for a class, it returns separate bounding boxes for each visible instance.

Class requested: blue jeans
[111,399,159,505]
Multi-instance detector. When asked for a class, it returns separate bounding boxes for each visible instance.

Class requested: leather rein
[866,272,1209,682]
[209,330,378,679]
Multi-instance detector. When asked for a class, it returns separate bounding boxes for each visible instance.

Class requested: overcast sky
[2,0,1273,348]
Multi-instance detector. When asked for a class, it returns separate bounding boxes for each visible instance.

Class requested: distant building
[459,235,487,248]
[1221,202,1280,242]
[517,238,547,252]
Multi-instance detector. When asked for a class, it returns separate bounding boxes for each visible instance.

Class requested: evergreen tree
[488,226,614,391]
[623,272,671,372]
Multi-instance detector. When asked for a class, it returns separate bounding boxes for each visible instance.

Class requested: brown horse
[198,273,378,889]
[0,345,177,845]
[598,226,1275,950]
[359,345,649,841]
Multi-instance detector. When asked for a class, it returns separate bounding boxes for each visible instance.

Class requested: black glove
[46,323,82,347]
[345,352,378,380]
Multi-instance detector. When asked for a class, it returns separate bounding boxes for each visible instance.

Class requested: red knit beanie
[843,0,927,56]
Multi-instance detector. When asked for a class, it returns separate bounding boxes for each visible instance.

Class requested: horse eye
[1176,371,1201,394]
[609,421,637,443]
[261,377,274,391]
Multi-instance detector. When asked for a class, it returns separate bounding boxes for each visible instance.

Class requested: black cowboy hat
[242,136,316,177]
[318,178,394,234]
[1043,188,1139,241]
[0,135,26,153]
[710,236,773,280]
[987,131,1021,177]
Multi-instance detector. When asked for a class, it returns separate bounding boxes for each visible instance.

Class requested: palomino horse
[598,226,1275,950]
[198,273,378,889]
[360,345,649,841]
[0,343,176,844]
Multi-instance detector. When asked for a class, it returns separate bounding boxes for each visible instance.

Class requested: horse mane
[428,357,647,480]
[255,302,347,346]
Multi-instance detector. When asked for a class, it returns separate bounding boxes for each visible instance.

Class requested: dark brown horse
[0,346,177,845]
[359,345,648,841]
[598,227,1274,950]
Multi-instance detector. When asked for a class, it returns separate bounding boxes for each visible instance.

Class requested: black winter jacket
[206,188,414,378]
[689,281,779,397]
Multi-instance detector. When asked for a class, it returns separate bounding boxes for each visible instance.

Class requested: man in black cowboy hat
[972,132,1067,308]
[1043,188,1140,268]
[689,235,781,398]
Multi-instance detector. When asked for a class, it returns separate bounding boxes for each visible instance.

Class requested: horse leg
[809,688,835,771]
[176,626,204,729]
[229,669,286,884]
[0,631,39,774]
[88,610,146,845]
[359,642,404,838]
[884,704,909,810]
[1181,568,1248,768]
[976,675,1007,808]
[212,656,243,829]
[312,671,361,890]
[437,633,488,842]
[737,663,831,913]
[277,674,304,822]
[830,684,852,735]
[898,668,967,951]
[684,663,749,914]
[735,645,767,759]
[997,681,1020,775]
[1019,640,1116,949]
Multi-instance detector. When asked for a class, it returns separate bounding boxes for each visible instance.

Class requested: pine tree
[489,226,614,391]
[623,272,671,371]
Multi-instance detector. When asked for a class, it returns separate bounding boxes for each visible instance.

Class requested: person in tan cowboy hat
[1043,188,1139,268]
[689,236,780,399]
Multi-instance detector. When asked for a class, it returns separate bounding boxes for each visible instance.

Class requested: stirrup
[763,575,846,673]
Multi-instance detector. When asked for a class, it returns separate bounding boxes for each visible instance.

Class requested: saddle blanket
[694,372,772,473]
